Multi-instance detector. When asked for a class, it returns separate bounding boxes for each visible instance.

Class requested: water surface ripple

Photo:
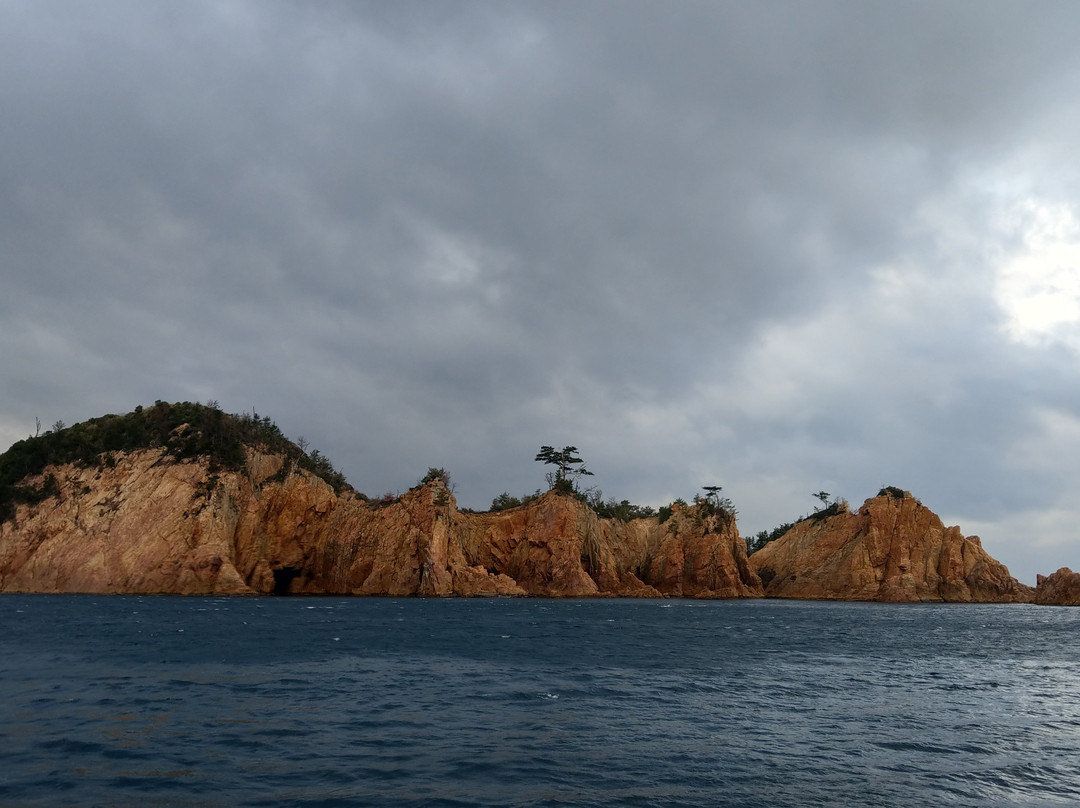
[2,596,1078,807]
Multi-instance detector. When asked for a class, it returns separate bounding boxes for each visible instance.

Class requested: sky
[3,1,1080,585]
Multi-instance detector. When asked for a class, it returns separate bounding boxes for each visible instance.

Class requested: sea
[1,596,1078,808]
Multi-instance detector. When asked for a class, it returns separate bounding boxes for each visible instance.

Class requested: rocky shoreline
[1,443,1071,604]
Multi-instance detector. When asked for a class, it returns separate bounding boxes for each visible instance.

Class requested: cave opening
[272,567,301,596]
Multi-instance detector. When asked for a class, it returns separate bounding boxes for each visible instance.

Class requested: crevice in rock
[272,566,301,595]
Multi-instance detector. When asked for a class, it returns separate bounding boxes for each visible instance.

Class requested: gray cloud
[4,1,1080,584]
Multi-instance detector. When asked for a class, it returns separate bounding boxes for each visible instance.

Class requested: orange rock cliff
[749,490,1033,603]
[0,447,761,598]
[0,406,1055,602]
[1034,568,1080,606]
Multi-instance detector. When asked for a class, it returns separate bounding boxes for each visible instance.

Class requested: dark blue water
[1,597,1078,807]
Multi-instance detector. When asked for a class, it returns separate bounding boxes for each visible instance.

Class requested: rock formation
[2,404,1047,603]
[1034,568,1080,606]
[0,445,762,598]
[749,491,1033,602]
[641,502,759,598]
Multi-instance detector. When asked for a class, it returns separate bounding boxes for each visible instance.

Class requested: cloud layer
[4,1,1080,583]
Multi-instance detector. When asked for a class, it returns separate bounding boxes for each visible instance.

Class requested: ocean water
[1,596,1078,808]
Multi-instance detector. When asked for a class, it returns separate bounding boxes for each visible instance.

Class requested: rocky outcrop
[643,503,760,598]
[5,445,1034,604]
[749,492,1033,603]
[0,448,762,598]
[1034,568,1080,606]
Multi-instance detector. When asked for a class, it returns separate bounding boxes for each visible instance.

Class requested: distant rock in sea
[749,489,1033,603]
[1034,568,1080,606]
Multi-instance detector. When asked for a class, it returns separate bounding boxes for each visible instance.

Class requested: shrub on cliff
[417,468,452,488]
[747,492,852,554]
[878,485,910,499]
[807,501,847,522]
[0,473,60,524]
[582,488,655,521]
[747,522,794,554]
[490,492,522,511]
[489,490,545,512]
[696,486,737,523]
[657,498,687,524]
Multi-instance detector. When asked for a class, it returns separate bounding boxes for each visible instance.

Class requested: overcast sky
[4,1,1080,584]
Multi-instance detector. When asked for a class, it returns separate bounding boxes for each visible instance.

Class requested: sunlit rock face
[0,450,761,598]
[749,492,1033,603]
[1034,568,1080,606]
[0,449,256,596]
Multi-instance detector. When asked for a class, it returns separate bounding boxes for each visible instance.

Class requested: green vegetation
[807,500,846,522]
[415,468,453,507]
[0,400,353,523]
[747,522,794,555]
[747,491,848,555]
[805,490,847,522]
[696,485,736,519]
[490,492,523,511]
[584,489,656,521]
[657,498,687,524]
[2,409,922,541]
[878,485,909,499]
[535,445,593,493]
[489,491,543,512]
[685,486,737,534]
[417,467,452,488]
[531,445,655,521]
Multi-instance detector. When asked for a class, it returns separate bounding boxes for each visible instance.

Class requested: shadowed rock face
[1034,568,1080,606]
[0,449,762,598]
[749,493,1033,603]
[642,503,760,599]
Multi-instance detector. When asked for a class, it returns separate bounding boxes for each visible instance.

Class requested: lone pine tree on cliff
[535,445,593,493]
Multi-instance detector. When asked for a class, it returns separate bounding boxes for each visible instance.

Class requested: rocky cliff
[1034,568,1080,606]
[0,446,762,598]
[749,491,1033,602]
[3,405,1050,603]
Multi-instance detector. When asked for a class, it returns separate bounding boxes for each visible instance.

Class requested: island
[0,401,1071,604]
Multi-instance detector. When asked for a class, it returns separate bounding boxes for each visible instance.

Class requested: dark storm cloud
[4,1,1080,582]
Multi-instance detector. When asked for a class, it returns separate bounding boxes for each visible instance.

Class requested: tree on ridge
[535,445,593,493]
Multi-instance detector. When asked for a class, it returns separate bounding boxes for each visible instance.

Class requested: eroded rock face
[749,493,1032,603]
[0,450,762,598]
[643,503,761,598]
[1034,568,1080,606]
[0,450,254,595]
